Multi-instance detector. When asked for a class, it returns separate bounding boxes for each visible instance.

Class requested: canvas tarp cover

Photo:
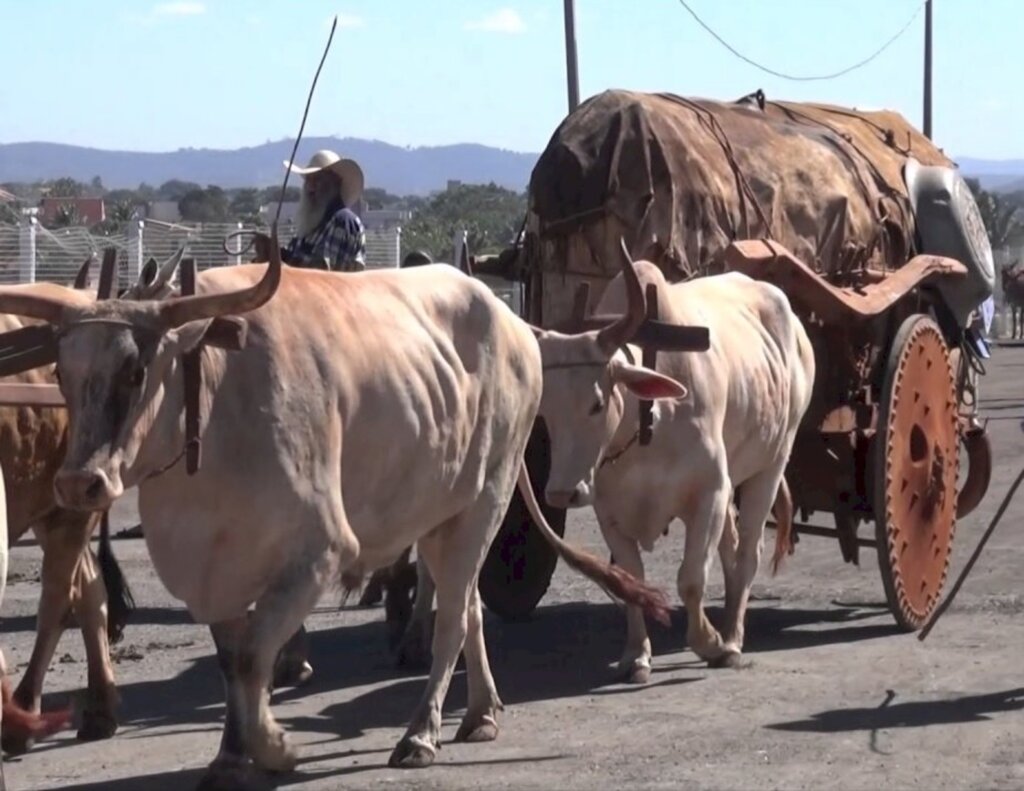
[526,89,952,287]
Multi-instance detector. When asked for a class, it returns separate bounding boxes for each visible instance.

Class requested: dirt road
[3,346,1024,791]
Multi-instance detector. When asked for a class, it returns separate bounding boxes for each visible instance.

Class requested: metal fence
[0,219,402,289]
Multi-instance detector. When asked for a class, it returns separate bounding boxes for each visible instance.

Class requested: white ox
[0,235,670,789]
[532,246,815,679]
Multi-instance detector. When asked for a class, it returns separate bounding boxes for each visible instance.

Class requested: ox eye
[130,367,145,389]
[588,397,605,416]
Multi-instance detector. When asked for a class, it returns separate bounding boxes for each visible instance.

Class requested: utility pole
[563,0,580,113]
[923,0,933,138]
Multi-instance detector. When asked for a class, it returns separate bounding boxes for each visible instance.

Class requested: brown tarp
[525,89,952,294]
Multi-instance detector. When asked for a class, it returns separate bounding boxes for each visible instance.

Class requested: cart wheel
[874,314,960,631]
[478,420,567,621]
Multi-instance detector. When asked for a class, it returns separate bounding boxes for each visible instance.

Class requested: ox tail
[1,676,71,745]
[515,465,672,627]
[769,476,795,576]
[97,512,135,645]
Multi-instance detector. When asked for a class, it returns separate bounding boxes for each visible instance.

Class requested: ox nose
[54,469,118,512]
[545,489,581,510]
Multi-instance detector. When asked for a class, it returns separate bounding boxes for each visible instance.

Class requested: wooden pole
[923,0,933,138]
[563,0,580,113]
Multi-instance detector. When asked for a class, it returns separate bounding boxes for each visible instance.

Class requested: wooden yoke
[639,283,657,446]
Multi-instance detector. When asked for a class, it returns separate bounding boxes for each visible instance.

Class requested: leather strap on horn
[180,258,202,475]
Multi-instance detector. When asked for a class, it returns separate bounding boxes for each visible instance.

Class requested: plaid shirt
[286,204,366,272]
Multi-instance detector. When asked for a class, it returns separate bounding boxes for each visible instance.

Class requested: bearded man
[281,149,367,271]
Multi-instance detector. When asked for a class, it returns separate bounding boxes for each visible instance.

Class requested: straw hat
[284,149,365,208]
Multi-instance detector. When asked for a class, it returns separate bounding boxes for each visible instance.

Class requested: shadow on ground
[766,686,1024,733]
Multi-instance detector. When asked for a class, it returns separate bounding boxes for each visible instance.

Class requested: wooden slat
[0,383,65,407]
[202,317,248,351]
[0,325,59,378]
[98,248,117,300]
[639,284,657,446]
[181,259,202,474]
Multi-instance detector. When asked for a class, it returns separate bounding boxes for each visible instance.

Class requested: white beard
[294,182,337,237]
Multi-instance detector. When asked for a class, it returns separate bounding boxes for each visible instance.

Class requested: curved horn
[0,281,93,324]
[139,258,159,288]
[154,245,186,289]
[596,238,646,353]
[156,225,282,329]
[73,254,94,290]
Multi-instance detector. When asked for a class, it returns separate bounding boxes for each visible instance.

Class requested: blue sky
[2,1,1019,159]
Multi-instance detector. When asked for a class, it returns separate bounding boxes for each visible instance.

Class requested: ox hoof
[388,736,438,769]
[395,635,432,673]
[196,759,271,791]
[620,662,651,685]
[708,650,742,669]
[454,714,499,743]
[272,660,313,690]
[77,710,118,742]
[1,733,32,757]
[253,729,298,774]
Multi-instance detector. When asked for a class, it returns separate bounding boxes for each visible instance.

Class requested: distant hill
[0,138,1021,196]
[0,137,540,196]
[955,157,1024,192]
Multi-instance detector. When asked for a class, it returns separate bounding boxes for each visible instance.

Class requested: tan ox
[0,235,669,789]
[532,246,815,679]
[0,249,186,755]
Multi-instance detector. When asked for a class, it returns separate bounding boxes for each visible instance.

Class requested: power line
[675,0,925,82]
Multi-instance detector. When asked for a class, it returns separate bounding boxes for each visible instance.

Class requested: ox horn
[156,225,282,329]
[595,238,646,354]
[73,254,95,290]
[0,280,92,324]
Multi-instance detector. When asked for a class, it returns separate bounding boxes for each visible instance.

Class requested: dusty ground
[2,346,1024,791]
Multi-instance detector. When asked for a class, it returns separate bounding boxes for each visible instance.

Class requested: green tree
[230,188,262,223]
[259,185,300,205]
[363,187,402,210]
[48,177,84,198]
[966,178,1024,250]
[399,183,526,261]
[159,179,203,202]
[178,186,230,222]
[51,203,82,228]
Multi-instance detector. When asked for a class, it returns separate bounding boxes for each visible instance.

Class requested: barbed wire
[675,0,925,82]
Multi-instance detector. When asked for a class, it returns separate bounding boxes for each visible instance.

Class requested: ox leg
[395,550,436,671]
[74,546,120,741]
[721,468,784,658]
[243,560,333,776]
[678,483,732,667]
[4,513,105,754]
[389,489,509,768]
[198,617,268,791]
[598,522,652,684]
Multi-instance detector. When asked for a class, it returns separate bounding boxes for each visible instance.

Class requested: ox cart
[477,88,995,631]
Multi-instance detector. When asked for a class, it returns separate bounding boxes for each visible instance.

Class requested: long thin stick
[918,463,1024,641]
[275,15,339,227]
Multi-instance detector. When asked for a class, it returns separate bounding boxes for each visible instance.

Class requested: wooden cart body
[479,89,995,630]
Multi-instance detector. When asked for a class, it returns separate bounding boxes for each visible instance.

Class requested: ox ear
[165,318,214,356]
[609,359,688,400]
